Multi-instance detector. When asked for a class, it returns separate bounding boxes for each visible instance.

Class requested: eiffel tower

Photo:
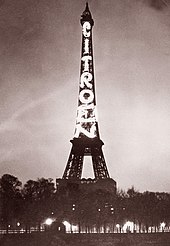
[57,3,116,193]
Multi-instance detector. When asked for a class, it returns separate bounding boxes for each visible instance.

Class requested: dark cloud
[146,0,169,10]
[0,0,5,7]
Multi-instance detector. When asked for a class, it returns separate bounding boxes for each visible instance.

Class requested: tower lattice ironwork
[63,3,111,181]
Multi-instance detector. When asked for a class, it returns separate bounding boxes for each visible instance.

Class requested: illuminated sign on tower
[61,2,116,191]
[75,8,97,139]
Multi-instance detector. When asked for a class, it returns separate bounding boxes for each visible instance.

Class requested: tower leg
[63,147,84,179]
[91,147,109,179]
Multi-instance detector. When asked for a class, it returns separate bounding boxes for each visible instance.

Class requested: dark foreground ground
[1,232,170,246]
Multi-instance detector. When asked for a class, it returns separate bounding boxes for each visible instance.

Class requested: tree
[22,178,55,232]
[139,191,159,232]
[126,186,141,232]
[0,174,22,231]
[114,189,127,232]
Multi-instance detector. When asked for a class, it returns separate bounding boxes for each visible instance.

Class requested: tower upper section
[80,2,94,26]
[74,3,99,140]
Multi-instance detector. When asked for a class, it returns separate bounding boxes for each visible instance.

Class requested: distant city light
[63,221,70,227]
[160,222,166,230]
[161,222,165,227]
[45,218,53,226]
[63,221,78,233]
[17,222,20,227]
[123,221,134,232]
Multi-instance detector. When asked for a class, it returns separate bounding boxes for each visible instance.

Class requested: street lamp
[17,222,20,227]
[116,224,120,233]
[123,221,133,233]
[160,222,166,232]
[45,218,53,226]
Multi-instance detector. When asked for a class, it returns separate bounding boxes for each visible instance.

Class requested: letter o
[79,89,94,104]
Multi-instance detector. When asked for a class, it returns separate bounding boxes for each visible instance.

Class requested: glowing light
[75,123,96,138]
[82,21,91,37]
[63,221,78,233]
[81,55,92,71]
[160,222,166,228]
[84,38,89,54]
[75,103,97,138]
[63,221,71,233]
[76,104,96,123]
[75,18,96,139]
[123,221,134,232]
[80,72,92,89]
[45,218,53,226]
[17,222,20,227]
[79,89,94,104]
[63,221,70,227]
[161,222,165,227]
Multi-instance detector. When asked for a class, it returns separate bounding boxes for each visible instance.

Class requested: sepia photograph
[0,0,170,245]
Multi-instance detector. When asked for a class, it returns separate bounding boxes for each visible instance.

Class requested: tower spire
[81,2,94,26]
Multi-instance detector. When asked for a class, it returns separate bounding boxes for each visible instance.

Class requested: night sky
[0,0,170,192]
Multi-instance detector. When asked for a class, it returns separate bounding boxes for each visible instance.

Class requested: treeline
[0,173,170,233]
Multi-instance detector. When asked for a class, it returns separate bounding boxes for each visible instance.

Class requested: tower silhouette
[58,3,116,192]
